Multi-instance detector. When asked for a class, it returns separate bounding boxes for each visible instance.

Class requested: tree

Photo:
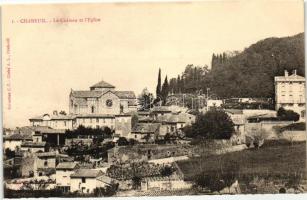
[160,165,174,185]
[168,33,304,99]
[188,109,234,139]
[160,165,174,177]
[5,148,15,158]
[131,176,142,190]
[117,137,129,146]
[194,173,225,193]
[156,68,162,99]
[138,88,153,110]
[161,76,169,105]
[277,107,300,121]
[164,133,171,144]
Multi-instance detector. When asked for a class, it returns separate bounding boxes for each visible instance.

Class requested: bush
[185,109,234,139]
[277,107,300,122]
[5,148,15,158]
[117,137,129,146]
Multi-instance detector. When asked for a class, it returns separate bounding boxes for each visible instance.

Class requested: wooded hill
[168,33,304,98]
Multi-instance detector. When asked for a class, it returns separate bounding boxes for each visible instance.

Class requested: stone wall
[280,131,306,142]
[108,144,193,165]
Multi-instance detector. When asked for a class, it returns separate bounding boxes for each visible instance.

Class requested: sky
[2,1,304,128]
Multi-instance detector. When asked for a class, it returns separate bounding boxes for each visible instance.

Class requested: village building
[29,80,136,138]
[70,169,112,193]
[138,112,196,138]
[151,106,172,118]
[20,141,46,154]
[275,70,305,121]
[29,111,75,129]
[4,133,32,151]
[56,162,79,192]
[156,113,196,136]
[34,151,68,177]
[129,123,160,143]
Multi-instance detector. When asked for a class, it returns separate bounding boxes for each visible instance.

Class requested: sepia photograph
[1,0,306,198]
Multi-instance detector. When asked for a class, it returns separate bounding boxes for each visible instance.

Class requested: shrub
[185,109,235,139]
[277,107,300,122]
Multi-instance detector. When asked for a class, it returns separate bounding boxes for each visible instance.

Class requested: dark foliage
[280,122,306,132]
[117,137,129,146]
[169,33,304,98]
[93,184,119,197]
[131,176,142,189]
[5,148,15,159]
[65,125,112,139]
[160,165,175,177]
[156,68,162,98]
[184,109,234,139]
[277,107,300,121]
[194,160,240,193]
[66,140,114,159]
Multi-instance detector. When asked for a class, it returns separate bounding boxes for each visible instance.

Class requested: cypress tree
[161,76,169,104]
[156,68,162,98]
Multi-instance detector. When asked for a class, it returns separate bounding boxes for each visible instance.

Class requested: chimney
[284,70,288,77]
[293,69,297,76]
[53,110,58,116]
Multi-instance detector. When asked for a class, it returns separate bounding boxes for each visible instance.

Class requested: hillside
[209,33,304,98]
[169,33,305,98]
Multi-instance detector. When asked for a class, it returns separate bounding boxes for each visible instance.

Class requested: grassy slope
[177,141,306,181]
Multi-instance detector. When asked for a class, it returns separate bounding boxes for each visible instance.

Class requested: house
[156,112,196,136]
[275,70,305,121]
[151,106,172,118]
[4,133,32,151]
[56,162,79,192]
[35,151,68,177]
[129,123,160,143]
[70,169,112,193]
[29,112,75,129]
[20,141,46,154]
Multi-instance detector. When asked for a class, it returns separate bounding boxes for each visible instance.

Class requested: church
[29,80,137,137]
[70,80,137,115]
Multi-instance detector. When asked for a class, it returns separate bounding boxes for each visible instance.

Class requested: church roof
[71,90,102,98]
[71,90,136,100]
[90,80,115,89]
[114,91,136,99]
